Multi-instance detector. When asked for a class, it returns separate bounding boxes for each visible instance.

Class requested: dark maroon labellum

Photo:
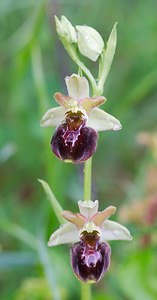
[51,111,98,163]
[70,232,111,283]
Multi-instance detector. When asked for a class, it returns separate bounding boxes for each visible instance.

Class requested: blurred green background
[1,0,157,299]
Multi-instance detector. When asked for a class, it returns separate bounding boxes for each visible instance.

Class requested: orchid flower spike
[48,200,132,283]
[41,74,122,163]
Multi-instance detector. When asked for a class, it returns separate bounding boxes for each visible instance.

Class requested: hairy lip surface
[71,238,111,282]
[51,123,98,163]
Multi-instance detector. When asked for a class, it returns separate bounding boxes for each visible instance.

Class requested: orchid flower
[40,74,122,163]
[48,200,132,283]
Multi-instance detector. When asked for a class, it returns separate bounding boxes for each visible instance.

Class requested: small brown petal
[91,206,116,227]
[62,210,86,229]
[54,92,72,108]
[80,96,106,115]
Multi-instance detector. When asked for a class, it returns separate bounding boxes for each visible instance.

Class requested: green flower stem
[73,55,96,95]
[81,282,92,300]
[59,39,97,95]
[81,80,102,299]
[81,158,93,300]
[84,157,92,201]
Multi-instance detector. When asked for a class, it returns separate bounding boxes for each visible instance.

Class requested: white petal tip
[113,228,133,241]
[40,120,46,128]
[40,119,51,128]
[40,115,51,128]
[47,241,53,247]
[48,239,58,247]
[113,123,122,131]
[128,234,133,241]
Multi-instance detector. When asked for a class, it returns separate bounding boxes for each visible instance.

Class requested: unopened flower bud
[76,25,104,62]
[55,16,77,43]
